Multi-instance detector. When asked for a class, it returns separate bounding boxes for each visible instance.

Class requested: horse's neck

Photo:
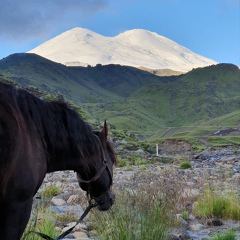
[46,154,85,173]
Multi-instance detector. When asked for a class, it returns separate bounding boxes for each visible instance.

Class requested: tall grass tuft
[193,187,240,220]
[90,170,189,240]
[91,190,170,240]
[206,230,237,240]
[21,208,60,240]
[41,185,60,199]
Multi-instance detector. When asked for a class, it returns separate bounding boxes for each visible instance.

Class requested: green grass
[90,190,170,240]
[126,155,146,166]
[90,169,197,239]
[208,136,240,146]
[193,187,240,220]
[22,208,61,240]
[181,210,189,221]
[41,185,60,199]
[206,230,237,240]
[55,213,78,224]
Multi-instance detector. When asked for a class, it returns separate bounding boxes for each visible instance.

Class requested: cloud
[0,0,108,42]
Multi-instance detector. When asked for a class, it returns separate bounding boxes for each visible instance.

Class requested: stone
[51,197,66,206]
[67,194,80,205]
[207,219,223,226]
[120,139,127,144]
[168,234,179,240]
[186,181,195,186]
[72,231,88,238]
[189,223,205,231]
[182,189,200,198]
[179,218,188,226]
[55,181,63,188]
[54,226,62,232]
[61,222,76,233]
[188,214,195,220]
[135,149,145,154]
[176,214,182,220]
[75,223,88,231]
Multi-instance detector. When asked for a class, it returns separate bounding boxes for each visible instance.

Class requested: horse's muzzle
[97,191,115,211]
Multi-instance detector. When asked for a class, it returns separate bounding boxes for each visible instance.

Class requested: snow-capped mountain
[28,28,217,72]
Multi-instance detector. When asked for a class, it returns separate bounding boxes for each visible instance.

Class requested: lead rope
[23,200,98,240]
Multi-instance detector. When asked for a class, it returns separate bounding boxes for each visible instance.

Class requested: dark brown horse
[0,82,116,240]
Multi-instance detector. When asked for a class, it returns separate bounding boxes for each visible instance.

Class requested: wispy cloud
[0,0,108,42]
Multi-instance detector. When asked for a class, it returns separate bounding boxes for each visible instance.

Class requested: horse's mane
[0,82,98,162]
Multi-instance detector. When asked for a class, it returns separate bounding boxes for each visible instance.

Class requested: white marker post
[156,143,158,156]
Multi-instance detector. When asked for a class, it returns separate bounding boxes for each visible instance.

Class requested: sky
[0,0,239,66]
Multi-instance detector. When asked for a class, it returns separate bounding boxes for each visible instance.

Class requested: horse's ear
[101,120,108,142]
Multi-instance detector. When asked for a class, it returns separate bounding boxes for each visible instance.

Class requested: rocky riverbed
[33,145,240,240]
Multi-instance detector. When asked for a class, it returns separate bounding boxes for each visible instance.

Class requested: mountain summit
[28,27,217,71]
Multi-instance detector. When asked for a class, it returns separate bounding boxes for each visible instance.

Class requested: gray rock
[182,189,200,198]
[51,197,66,206]
[189,223,205,231]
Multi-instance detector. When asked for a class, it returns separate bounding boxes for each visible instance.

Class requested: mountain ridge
[28,27,217,72]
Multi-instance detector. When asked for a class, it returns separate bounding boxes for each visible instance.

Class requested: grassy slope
[0,53,120,103]
[1,54,240,141]
[84,64,240,134]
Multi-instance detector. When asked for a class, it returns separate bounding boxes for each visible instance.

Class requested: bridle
[77,135,113,200]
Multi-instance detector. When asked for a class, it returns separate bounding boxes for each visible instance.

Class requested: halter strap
[77,135,113,186]
[77,160,107,184]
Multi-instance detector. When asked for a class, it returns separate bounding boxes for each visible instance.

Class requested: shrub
[179,161,192,169]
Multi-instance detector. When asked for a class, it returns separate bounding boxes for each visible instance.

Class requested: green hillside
[0,53,172,101]
[1,53,240,141]
[84,64,240,132]
[0,53,120,103]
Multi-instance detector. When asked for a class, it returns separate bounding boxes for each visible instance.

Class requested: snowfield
[28,28,217,72]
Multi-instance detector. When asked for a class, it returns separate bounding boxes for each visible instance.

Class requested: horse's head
[77,121,116,211]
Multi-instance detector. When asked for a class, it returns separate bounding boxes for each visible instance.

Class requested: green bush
[179,161,192,169]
